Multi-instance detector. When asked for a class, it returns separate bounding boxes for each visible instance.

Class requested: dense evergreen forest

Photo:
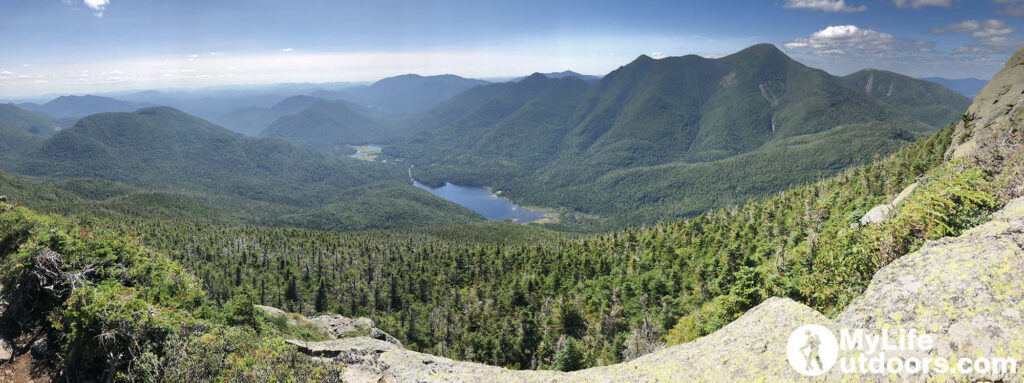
[17,122,999,372]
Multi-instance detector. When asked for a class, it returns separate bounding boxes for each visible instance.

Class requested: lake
[412,180,555,223]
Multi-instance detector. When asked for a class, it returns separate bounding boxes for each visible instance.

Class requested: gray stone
[0,335,13,362]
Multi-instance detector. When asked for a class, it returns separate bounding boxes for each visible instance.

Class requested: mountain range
[0,106,484,231]
[1,44,972,228]
[388,44,969,224]
[20,94,151,118]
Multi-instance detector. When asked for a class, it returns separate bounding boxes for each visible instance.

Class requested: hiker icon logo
[786,324,839,376]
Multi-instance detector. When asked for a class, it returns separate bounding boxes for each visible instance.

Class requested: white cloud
[83,0,108,17]
[83,0,108,10]
[783,25,931,55]
[782,0,866,12]
[892,0,952,8]
[651,52,668,59]
[932,19,1014,38]
[281,48,293,52]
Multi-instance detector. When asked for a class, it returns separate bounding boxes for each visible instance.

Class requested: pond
[412,180,555,223]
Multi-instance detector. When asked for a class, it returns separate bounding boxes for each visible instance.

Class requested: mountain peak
[519,72,551,84]
[723,44,787,60]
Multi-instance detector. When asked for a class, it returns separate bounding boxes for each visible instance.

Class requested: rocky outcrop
[859,181,917,225]
[947,47,1024,169]
[308,314,375,338]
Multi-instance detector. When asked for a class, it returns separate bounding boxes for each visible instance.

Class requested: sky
[1,0,1023,99]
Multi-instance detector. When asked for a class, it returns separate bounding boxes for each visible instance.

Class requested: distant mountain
[260,99,387,152]
[0,103,62,137]
[389,44,965,224]
[0,104,52,163]
[313,74,489,114]
[3,107,483,230]
[23,95,151,118]
[511,71,602,83]
[212,95,331,136]
[839,70,971,127]
[919,77,989,98]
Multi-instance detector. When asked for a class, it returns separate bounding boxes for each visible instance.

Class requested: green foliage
[153,325,341,382]
[837,69,971,128]
[0,204,337,381]
[552,337,585,372]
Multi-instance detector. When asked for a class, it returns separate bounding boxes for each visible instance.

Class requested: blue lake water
[412,180,553,223]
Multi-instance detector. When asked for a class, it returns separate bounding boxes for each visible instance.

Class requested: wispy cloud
[995,0,1024,16]
[782,0,866,12]
[281,48,294,52]
[892,0,952,9]
[931,19,1015,37]
[932,19,1022,53]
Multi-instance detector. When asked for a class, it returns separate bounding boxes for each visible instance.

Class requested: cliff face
[946,47,1019,174]
[293,48,1024,383]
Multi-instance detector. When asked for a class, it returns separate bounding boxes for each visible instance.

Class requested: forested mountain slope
[389,44,967,226]
[0,107,484,231]
[838,69,971,127]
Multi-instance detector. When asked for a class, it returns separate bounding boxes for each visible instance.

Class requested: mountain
[213,95,329,136]
[839,69,971,127]
[313,74,489,114]
[260,99,387,152]
[0,103,62,136]
[23,94,151,118]
[3,106,483,230]
[511,70,602,83]
[389,44,963,224]
[920,76,988,98]
[0,104,62,163]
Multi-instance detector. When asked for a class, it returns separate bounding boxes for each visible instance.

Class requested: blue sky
[1,0,1022,98]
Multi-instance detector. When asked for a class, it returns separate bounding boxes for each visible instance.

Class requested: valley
[1,4,1020,379]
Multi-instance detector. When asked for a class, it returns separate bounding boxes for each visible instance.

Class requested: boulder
[370,328,403,348]
[308,314,375,338]
[0,335,13,362]
[859,182,917,225]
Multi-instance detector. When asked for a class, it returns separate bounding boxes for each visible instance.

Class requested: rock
[30,336,50,357]
[254,304,286,318]
[0,335,13,362]
[254,304,308,326]
[859,182,917,225]
[0,196,7,203]
[370,328,403,348]
[947,46,1024,167]
[308,314,375,338]
[829,196,1024,382]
